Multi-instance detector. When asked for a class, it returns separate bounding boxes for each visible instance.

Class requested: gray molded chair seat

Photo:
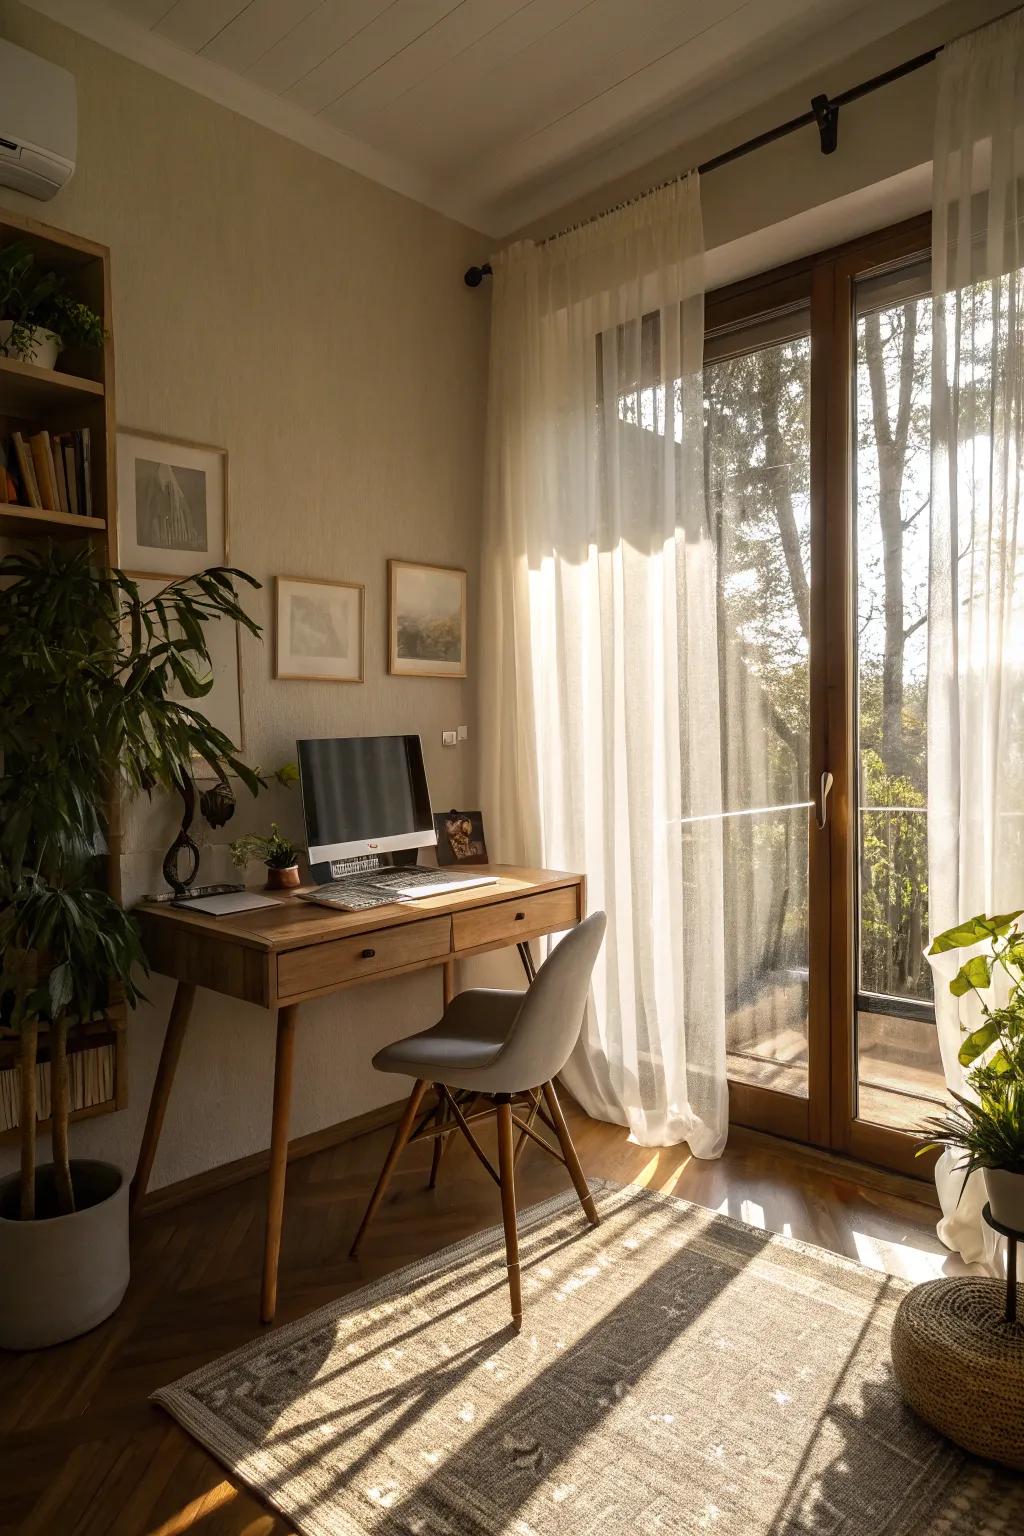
[350,911,607,1330]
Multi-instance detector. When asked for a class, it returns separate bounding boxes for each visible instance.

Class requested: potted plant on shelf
[230,824,304,890]
[0,544,263,1349]
[919,910,1024,1229]
[0,241,104,370]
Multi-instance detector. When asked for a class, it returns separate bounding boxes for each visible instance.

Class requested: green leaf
[950,954,994,996]
[47,961,73,1016]
[930,911,1024,954]
[957,1018,1001,1066]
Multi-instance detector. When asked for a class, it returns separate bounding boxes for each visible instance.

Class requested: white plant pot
[0,1160,129,1350]
[0,320,61,370]
[983,1167,1024,1231]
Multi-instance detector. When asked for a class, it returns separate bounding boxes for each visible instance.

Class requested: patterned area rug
[154,1182,1023,1535]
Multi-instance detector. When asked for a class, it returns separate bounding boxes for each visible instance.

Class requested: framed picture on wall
[276,576,365,683]
[117,431,227,576]
[128,572,244,760]
[388,559,467,678]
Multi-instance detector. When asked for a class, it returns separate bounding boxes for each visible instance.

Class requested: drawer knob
[514,911,526,921]
[361,947,376,959]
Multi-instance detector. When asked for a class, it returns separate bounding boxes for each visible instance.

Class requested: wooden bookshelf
[1,205,124,1133]
[0,206,116,561]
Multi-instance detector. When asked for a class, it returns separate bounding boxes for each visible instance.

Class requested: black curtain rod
[463,44,941,288]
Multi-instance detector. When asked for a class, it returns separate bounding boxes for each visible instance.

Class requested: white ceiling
[28,0,943,235]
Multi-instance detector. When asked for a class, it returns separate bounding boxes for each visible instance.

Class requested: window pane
[854,278,945,1131]
[704,331,812,1098]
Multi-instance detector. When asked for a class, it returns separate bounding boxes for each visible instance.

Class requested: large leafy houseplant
[918,911,1024,1221]
[0,544,262,1222]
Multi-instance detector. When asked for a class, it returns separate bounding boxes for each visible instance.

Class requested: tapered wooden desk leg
[260,1005,300,1325]
[442,959,456,1009]
[496,1099,522,1331]
[543,1080,600,1227]
[130,981,197,1217]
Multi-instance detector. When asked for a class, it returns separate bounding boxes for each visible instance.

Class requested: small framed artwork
[388,560,467,678]
[130,573,243,758]
[117,431,227,576]
[276,576,364,683]
[434,809,488,866]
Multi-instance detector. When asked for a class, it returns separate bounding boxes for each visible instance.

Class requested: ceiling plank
[155,0,253,52]
[201,0,324,72]
[286,0,469,116]
[245,0,398,94]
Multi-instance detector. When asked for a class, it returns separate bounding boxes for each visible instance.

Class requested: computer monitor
[297,735,436,865]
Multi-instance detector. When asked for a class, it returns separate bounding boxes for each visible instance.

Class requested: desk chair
[349,911,607,1329]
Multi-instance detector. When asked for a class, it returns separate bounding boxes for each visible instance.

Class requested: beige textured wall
[0,1,489,1189]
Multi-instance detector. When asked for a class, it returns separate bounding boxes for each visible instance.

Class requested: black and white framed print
[117,431,226,576]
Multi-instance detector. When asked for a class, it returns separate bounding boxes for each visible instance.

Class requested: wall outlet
[442,729,458,747]
[457,724,468,741]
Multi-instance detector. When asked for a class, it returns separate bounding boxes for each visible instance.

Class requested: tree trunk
[759,347,810,643]
[50,1014,75,1216]
[863,304,919,778]
[18,1019,38,1221]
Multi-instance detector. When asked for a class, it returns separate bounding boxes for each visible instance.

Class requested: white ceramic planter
[0,320,61,369]
[0,1161,129,1350]
[984,1167,1024,1231]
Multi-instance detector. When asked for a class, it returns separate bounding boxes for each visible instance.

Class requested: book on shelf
[0,427,94,517]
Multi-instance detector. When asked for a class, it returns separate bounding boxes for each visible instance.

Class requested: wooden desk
[131,865,585,1321]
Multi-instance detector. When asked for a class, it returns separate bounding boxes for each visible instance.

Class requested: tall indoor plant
[919,911,1024,1229]
[0,544,262,1346]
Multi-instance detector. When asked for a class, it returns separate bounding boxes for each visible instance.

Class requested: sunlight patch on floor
[851,1228,946,1281]
[148,1480,237,1536]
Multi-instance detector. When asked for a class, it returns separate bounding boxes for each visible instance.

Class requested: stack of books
[0,427,93,517]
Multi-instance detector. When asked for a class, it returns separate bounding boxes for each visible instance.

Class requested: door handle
[816,770,834,830]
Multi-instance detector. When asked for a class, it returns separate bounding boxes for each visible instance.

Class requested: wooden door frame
[711,213,937,1178]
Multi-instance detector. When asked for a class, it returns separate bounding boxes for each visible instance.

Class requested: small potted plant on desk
[230,825,304,890]
[919,910,1024,1230]
[0,546,263,1349]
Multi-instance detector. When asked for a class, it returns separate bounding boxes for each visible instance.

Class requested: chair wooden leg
[495,1099,522,1331]
[542,1080,600,1227]
[427,1098,447,1189]
[349,1079,429,1257]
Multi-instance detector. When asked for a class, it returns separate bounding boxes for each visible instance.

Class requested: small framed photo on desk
[434,809,488,865]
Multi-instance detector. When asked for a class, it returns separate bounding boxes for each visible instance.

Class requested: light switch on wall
[442,730,458,747]
[457,724,468,741]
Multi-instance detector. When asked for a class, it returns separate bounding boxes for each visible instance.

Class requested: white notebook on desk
[172,891,280,917]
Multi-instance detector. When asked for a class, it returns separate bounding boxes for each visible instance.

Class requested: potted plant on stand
[0,545,263,1349]
[230,824,304,890]
[0,241,104,369]
[919,910,1024,1230]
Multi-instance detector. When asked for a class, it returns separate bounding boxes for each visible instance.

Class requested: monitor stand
[310,850,421,885]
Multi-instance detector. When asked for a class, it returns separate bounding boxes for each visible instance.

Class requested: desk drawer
[452,886,579,953]
[277,915,452,1000]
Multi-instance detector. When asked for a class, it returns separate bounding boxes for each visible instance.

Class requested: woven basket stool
[891,1278,1024,1471]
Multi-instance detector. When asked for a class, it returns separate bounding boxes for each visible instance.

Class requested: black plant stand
[982,1204,1023,1325]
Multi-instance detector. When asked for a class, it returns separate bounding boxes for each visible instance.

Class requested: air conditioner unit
[0,37,76,201]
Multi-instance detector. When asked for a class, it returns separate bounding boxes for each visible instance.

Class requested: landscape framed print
[388,559,467,678]
[129,573,243,759]
[276,576,365,683]
[117,431,226,576]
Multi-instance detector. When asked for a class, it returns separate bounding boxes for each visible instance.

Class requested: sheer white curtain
[928,10,1024,1270]
[478,177,728,1156]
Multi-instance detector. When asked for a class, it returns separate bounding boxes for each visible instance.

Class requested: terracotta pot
[266,864,300,890]
[984,1167,1024,1231]
[0,1160,129,1349]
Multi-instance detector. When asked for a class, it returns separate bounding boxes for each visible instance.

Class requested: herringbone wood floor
[0,1104,960,1536]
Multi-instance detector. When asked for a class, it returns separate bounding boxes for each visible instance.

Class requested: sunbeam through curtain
[478,177,728,1155]
[927,10,1024,1271]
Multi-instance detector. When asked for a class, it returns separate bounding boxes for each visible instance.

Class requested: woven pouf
[891,1277,1024,1470]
